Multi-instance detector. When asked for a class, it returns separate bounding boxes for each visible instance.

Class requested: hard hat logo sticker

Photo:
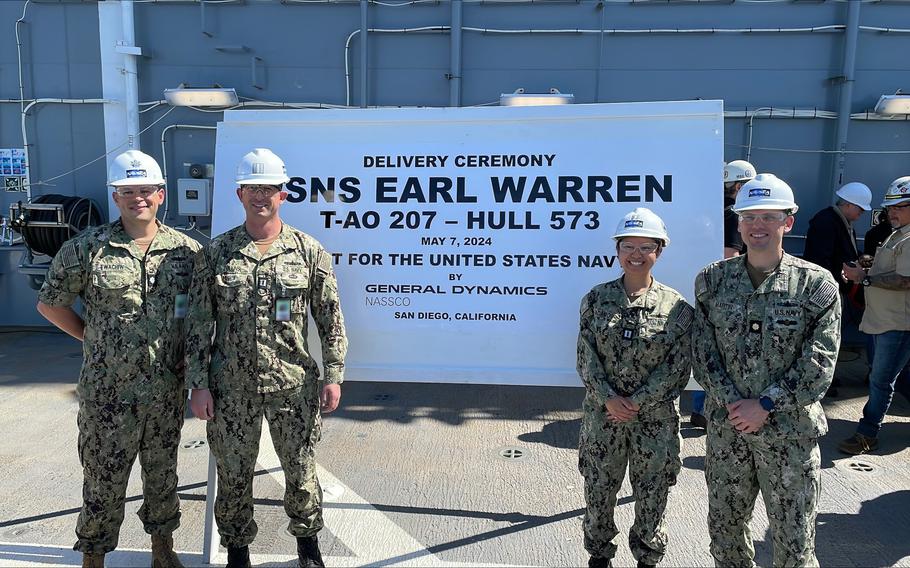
[624,219,644,228]
[125,169,147,178]
[252,163,265,174]
[748,188,772,198]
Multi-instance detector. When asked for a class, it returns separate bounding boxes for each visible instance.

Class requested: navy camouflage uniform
[184,223,347,548]
[38,220,200,554]
[693,253,841,567]
[577,278,693,565]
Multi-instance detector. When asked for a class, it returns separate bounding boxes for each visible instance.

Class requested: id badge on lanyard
[174,293,188,319]
[275,298,291,321]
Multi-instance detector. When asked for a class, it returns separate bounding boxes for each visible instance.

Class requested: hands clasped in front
[605,396,640,423]
[726,399,770,434]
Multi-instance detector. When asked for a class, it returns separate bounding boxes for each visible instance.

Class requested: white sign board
[212,101,724,386]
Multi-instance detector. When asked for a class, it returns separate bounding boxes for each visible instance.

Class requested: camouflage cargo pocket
[275,271,309,313]
[90,269,140,316]
[214,272,250,313]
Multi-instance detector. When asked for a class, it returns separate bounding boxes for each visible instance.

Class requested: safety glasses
[115,186,161,198]
[618,242,660,255]
[241,185,281,197]
[738,213,788,224]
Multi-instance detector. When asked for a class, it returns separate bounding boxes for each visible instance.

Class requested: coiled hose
[19,194,102,257]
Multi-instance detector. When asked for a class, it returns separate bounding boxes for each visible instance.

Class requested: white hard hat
[723,160,756,184]
[108,150,165,187]
[835,182,872,211]
[732,173,798,214]
[235,148,290,186]
[612,207,670,246]
[881,176,910,207]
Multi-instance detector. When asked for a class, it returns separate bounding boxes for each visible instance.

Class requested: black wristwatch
[759,396,776,413]
[862,274,872,287]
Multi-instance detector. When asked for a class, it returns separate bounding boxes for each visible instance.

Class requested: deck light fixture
[500,88,574,107]
[164,86,239,107]
[874,93,910,115]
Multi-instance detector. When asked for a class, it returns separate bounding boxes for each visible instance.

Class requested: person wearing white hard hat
[690,160,758,429]
[693,173,841,567]
[721,160,755,258]
[802,181,873,397]
[803,181,871,287]
[577,208,693,568]
[839,176,910,455]
[36,149,199,568]
[185,148,347,568]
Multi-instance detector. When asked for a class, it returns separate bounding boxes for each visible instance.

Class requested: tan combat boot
[838,432,878,455]
[81,553,105,568]
[151,534,184,568]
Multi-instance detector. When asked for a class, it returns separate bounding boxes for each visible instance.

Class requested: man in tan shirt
[840,176,910,455]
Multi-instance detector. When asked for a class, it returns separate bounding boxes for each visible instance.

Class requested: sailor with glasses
[693,173,841,567]
[36,150,198,568]
[184,148,347,568]
[839,176,910,455]
[577,207,693,568]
